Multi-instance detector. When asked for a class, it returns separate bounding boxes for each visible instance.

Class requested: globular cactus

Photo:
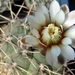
[0,18,49,75]
[0,0,71,75]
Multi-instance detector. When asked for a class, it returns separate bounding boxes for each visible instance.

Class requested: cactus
[0,0,74,75]
[0,18,49,75]
[24,0,52,9]
[0,0,14,13]
[0,1,63,75]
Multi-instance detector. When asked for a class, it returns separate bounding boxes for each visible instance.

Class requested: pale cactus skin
[25,0,52,8]
[1,19,48,75]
